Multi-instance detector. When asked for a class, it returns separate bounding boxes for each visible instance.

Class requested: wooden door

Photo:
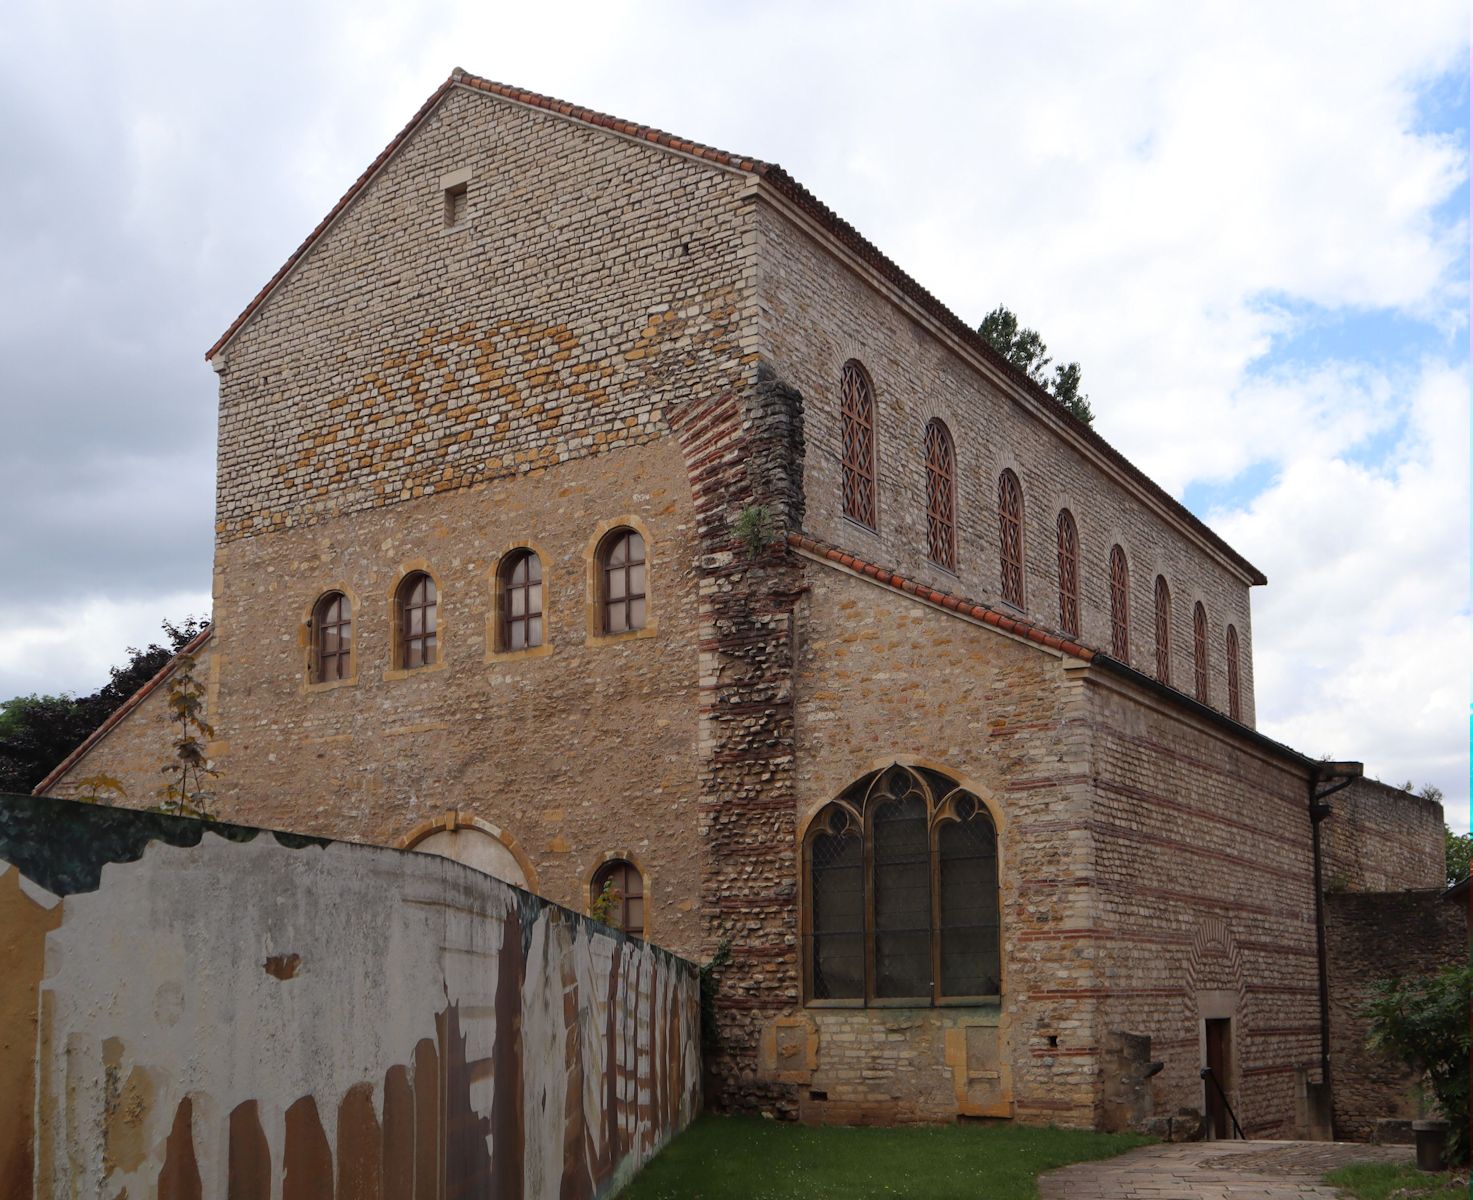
[1205,1018,1230,1139]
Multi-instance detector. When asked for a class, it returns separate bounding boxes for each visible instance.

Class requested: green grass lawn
[1325,1161,1469,1199]
[621,1115,1150,1200]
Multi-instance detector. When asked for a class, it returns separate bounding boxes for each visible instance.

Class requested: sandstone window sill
[304,675,358,694]
[486,642,555,663]
[383,660,448,682]
[586,619,660,648]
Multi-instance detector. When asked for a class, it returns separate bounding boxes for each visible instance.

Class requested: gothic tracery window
[924,419,956,570]
[1056,509,1079,637]
[840,360,877,529]
[806,764,1000,1004]
[997,469,1025,608]
[1226,624,1242,721]
[1109,545,1130,659]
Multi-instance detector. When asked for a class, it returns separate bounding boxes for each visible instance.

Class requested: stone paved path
[1038,1139,1413,1199]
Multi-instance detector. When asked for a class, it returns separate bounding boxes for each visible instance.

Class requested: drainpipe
[1308,761,1361,1106]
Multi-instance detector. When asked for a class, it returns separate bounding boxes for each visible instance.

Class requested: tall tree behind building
[0,616,208,794]
[978,306,1095,426]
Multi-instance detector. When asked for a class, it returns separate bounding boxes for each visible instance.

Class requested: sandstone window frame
[923,418,957,571]
[304,586,358,691]
[801,762,1003,1009]
[1109,544,1130,660]
[1192,601,1210,704]
[397,811,539,893]
[588,854,649,940]
[489,543,551,659]
[840,359,878,531]
[385,564,446,680]
[1055,509,1080,637]
[1226,624,1242,721]
[439,167,473,232]
[585,515,659,646]
[1154,574,1172,685]
[997,469,1026,609]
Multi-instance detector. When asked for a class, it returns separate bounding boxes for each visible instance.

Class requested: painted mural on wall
[0,793,700,1199]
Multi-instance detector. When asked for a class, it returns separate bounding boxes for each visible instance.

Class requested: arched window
[499,549,543,651]
[591,858,645,939]
[396,572,438,668]
[840,360,876,529]
[312,591,352,682]
[1154,575,1172,684]
[1109,545,1130,659]
[1056,509,1079,636]
[599,528,646,634]
[805,763,999,1004]
[997,470,1025,608]
[1193,602,1209,703]
[1226,625,1242,721]
[923,419,956,570]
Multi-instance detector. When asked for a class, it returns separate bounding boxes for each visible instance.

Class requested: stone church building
[41,71,1445,1137]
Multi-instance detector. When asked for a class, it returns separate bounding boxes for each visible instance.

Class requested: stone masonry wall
[1326,889,1466,1141]
[1,792,699,1200]
[1084,673,1318,1138]
[778,558,1099,1126]
[753,198,1258,726]
[1321,777,1444,893]
[214,83,757,542]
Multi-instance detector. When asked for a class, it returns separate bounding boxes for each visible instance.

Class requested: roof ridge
[32,625,215,797]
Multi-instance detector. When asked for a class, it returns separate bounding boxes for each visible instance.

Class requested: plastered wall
[0,793,699,1199]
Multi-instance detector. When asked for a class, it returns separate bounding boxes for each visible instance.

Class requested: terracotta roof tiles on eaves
[787,531,1099,662]
[204,68,1265,587]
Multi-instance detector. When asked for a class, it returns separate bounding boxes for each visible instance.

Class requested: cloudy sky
[2,1,1467,826]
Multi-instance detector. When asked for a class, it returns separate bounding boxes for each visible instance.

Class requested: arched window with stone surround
[1056,509,1079,636]
[498,548,543,651]
[805,763,1000,1005]
[395,571,437,668]
[1154,575,1172,684]
[591,858,645,939]
[841,360,877,529]
[597,527,646,634]
[1226,625,1242,721]
[311,591,352,682]
[923,419,956,570]
[1193,601,1209,703]
[1109,545,1130,659]
[997,469,1025,608]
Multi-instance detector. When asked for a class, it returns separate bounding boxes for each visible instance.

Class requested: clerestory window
[924,419,956,570]
[840,360,877,529]
[806,763,1000,1005]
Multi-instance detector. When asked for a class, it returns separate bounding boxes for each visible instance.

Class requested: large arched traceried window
[1193,602,1209,703]
[997,470,1025,608]
[923,419,956,569]
[840,360,877,529]
[1154,575,1172,684]
[396,572,438,668]
[312,591,352,682]
[1109,545,1130,659]
[1056,509,1080,636]
[1226,625,1242,721]
[805,763,1000,1005]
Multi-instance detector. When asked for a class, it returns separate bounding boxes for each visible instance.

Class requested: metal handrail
[1200,1067,1245,1139]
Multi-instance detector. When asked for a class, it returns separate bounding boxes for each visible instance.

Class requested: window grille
[997,470,1025,607]
[1193,601,1209,703]
[1109,545,1130,659]
[1226,625,1242,721]
[312,592,352,682]
[500,550,543,650]
[397,572,437,668]
[1056,509,1079,636]
[592,859,645,939]
[840,361,876,528]
[923,420,956,569]
[600,529,646,634]
[804,764,1000,1005]
[1154,575,1171,684]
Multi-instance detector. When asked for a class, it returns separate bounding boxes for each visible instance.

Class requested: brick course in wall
[1321,778,1444,893]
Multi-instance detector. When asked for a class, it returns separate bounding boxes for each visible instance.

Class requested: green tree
[1445,826,1471,887]
[0,616,208,795]
[1365,963,1472,1163]
[978,305,1095,426]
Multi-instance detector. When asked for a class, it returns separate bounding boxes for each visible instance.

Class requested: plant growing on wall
[154,654,219,820]
[699,937,733,1048]
[1365,962,1471,1163]
[733,505,776,559]
[590,878,623,927]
